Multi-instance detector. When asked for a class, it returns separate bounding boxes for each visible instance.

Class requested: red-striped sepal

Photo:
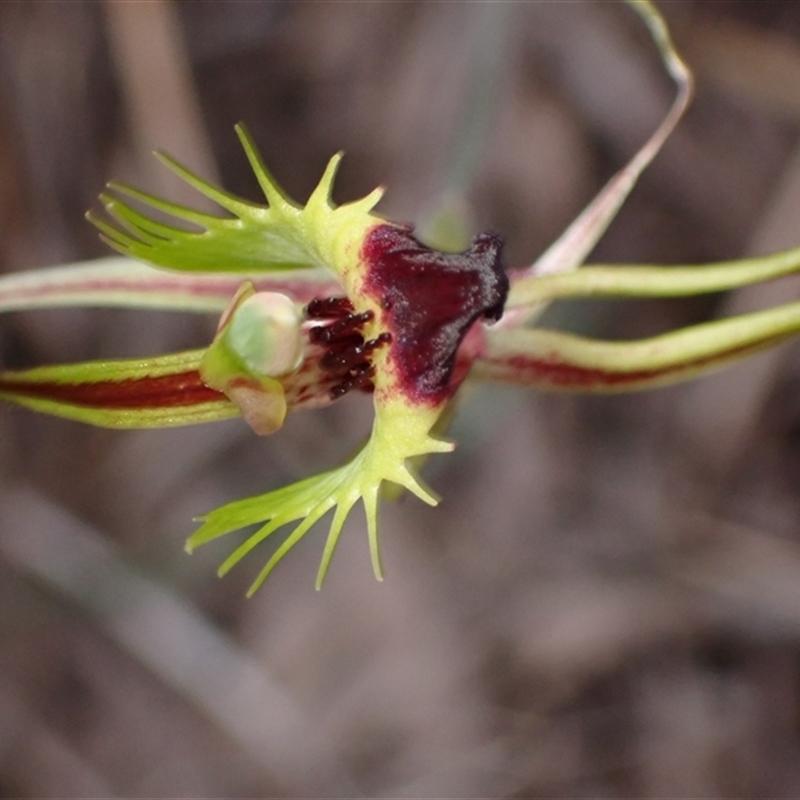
[0,349,238,428]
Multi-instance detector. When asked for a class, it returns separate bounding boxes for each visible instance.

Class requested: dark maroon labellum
[362,224,509,404]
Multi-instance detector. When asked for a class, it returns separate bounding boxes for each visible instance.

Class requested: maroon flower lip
[362,224,509,405]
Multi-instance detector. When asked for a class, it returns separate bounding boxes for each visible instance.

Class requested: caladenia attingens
[3,1,800,594]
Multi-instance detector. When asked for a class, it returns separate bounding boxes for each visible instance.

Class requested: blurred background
[3,1,800,796]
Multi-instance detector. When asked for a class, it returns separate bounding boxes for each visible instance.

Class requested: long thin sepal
[500,0,693,328]
[0,350,238,428]
[507,246,800,308]
[477,301,800,392]
[533,0,692,278]
[0,257,339,314]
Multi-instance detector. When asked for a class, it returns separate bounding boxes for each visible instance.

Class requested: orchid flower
[3,1,800,595]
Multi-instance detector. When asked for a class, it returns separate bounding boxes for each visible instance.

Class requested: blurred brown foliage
[3,1,800,796]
